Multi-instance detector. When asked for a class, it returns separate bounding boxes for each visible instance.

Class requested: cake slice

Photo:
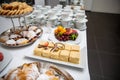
[42,48,52,58]
[64,43,71,50]
[71,45,80,51]
[50,50,61,60]
[34,46,43,56]
[69,51,80,64]
[59,50,70,62]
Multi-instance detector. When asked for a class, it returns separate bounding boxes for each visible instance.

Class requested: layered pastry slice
[42,48,52,58]
[34,46,44,56]
[59,50,70,62]
[50,50,61,60]
[71,45,80,52]
[64,43,71,51]
[69,51,80,64]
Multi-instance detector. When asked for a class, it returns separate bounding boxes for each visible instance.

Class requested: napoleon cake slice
[42,48,52,58]
[50,50,61,60]
[64,43,71,50]
[59,50,70,62]
[69,51,80,64]
[34,46,44,56]
[71,44,80,51]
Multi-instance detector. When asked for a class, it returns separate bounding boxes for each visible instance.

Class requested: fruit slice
[0,52,4,61]
[43,42,49,47]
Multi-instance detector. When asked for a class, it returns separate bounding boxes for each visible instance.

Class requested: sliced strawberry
[0,52,4,61]
[72,29,77,33]
[44,42,49,47]
[65,28,73,35]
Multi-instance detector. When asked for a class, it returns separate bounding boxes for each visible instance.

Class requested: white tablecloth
[0,17,90,80]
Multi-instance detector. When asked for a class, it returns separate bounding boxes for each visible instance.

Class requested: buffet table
[0,2,90,80]
[0,16,90,80]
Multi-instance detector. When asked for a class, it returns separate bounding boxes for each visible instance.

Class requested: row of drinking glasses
[24,4,88,31]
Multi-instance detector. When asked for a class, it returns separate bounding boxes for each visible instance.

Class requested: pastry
[69,51,80,64]
[27,31,36,40]
[42,48,52,58]
[0,2,33,16]
[34,46,43,56]
[16,38,28,45]
[50,50,61,60]
[4,62,40,80]
[0,35,9,43]
[34,41,80,64]
[35,29,42,35]
[48,41,55,48]
[6,39,16,46]
[59,50,70,62]
[20,31,28,37]
[37,68,59,80]
[9,34,21,40]
[56,43,65,50]
[64,43,71,50]
[28,26,38,31]
[71,45,80,51]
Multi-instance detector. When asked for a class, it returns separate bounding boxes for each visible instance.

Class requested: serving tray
[0,25,43,47]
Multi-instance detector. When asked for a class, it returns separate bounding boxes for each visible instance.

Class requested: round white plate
[48,28,82,45]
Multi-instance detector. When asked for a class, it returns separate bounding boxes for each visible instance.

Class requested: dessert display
[0,2,40,47]
[34,41,80,64]
[54,26,78,41]
[0,25,43,47]
[0,1,33,17]
[4,62,74,80]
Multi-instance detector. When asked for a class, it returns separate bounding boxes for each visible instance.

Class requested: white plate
[48,28,82,45]
[25,46,86,69]
[0,49,13,73]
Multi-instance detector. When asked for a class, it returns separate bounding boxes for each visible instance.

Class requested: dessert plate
[0,25,43,47]
[3,62,74,80]
[25,46,86,69]
[48,28,82,45]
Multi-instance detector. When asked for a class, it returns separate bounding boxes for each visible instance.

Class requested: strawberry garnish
[44,42,49,47]
[0,52,4,61]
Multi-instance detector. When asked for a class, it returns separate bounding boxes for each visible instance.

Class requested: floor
[86,12,120,80]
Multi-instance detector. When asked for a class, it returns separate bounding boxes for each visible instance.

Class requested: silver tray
[0,25,43,47]
[3,62,74,80]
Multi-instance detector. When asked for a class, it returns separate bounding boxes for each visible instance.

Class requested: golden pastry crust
[0,1,33,16]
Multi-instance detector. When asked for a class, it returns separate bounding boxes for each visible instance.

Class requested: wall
[84,0,120,14]
[92,0,120,14]
[34,0,45,6]
[84,0,93,10]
